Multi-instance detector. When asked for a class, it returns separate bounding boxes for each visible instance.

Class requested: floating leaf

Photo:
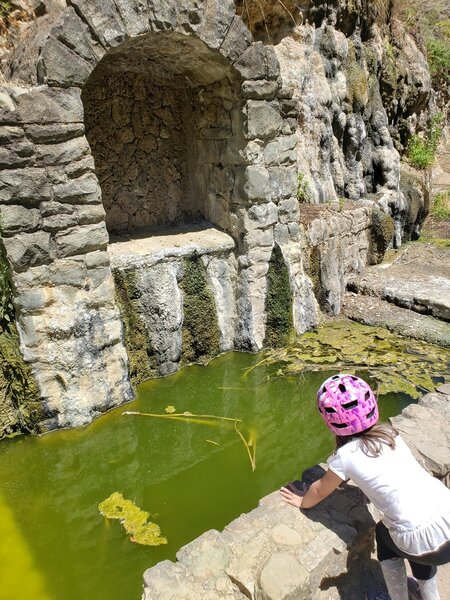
[164,405,176,413]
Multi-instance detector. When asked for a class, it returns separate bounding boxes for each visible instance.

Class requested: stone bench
[142,385,450,599]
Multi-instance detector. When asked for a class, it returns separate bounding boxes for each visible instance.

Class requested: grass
[430,191,450,221]
[406,113,443,170]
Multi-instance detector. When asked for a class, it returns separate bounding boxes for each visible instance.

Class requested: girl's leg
[376,523,408,600]
[408,563,440,600]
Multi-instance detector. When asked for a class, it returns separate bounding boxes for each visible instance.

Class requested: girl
[280,374,450,600]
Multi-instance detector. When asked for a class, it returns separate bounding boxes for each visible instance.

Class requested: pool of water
[0,352,422,600]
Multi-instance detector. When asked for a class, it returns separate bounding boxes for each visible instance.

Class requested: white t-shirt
[327,434,450,556]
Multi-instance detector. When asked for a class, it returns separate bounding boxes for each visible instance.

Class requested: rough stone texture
[142,389,450,599]
[347,243,450,321]
[272,5,432,244]
[391,389,450,487]
[342,292,450,347]
[300,203,372,315]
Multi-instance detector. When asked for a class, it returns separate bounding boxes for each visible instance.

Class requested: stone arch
[80,31,245,235]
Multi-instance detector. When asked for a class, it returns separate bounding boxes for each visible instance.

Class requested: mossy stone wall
[0,241,42,439]
[180,256,221,365]
[264,245,294,348]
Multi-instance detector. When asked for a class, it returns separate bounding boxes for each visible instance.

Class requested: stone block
[247,202,278,229]
[0,125,25,144]
[35,136,90,166]
[245,228,274,250]
[246,101,283,140]
[0,141,34,169]
[54,223,109,258]
[0,205,41,235]
[40,201,74,218]
[68,0,126,48]
[3,231,52,272]
[278,198,300,224]
[53,173,101,204]
[234,42,280,81]
[243,165,271,201]
[37,36,93,87]
[49,258,87,287]
[176,530,231,583]
[42,213,79,233]
[24,123,85,144]
[264,134,298,166]
[14,287,50,312]
[258,552,309,600]
[268,165,298,199]
[6,86,83,124]
[242,80,279,100]
[51,7,105,63]
[0,89,16,123]
[219,16,252,63]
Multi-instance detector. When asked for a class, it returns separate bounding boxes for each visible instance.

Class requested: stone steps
[342,292,450,347]
[344,243,450,336]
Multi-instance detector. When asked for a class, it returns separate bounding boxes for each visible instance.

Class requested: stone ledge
[108,223,235,270]
[142,388,450,600]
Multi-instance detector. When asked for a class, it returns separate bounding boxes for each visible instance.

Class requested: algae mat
[0,327,448,600]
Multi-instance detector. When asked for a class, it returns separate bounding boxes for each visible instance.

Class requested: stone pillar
[0,86,133,428]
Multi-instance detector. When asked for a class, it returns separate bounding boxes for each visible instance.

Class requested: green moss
[252,319,450,399]
[370,207,394,264]
[264,245,294,348]
[0,241,42,439]
[346,41,369,110]
[306,245,326,311]
[98,492,167,547]
[180,255,220,365]
[113,269,156,387]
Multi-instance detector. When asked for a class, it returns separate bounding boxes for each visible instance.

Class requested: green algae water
[0,348,445,600]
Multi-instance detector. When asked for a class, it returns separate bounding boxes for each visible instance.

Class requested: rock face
[141,387,450,599]
[0,0,434,431]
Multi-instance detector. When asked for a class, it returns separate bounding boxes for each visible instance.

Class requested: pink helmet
[317,374,378,436]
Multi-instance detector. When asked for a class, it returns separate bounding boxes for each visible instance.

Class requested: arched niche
[81,32,245,236]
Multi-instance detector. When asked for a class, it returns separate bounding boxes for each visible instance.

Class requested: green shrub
[406,113,443,170]
[431,191,450,221]
[297,173,310,202]
[426,36,450,88]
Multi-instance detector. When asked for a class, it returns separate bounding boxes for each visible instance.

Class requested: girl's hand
[279,486,304,508]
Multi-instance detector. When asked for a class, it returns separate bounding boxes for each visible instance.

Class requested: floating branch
[123,410,241,425]
[206,439,220,446]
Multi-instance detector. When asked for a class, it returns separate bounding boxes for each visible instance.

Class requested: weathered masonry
[0,0,322,429]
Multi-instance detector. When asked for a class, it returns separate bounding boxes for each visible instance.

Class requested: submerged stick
[206,439,220,446]
[123,411,241,423]
[234,421,256,471]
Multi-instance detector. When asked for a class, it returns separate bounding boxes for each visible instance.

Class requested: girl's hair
[335,422,398,457]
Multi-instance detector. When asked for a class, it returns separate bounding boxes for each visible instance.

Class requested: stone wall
[141,385,450,600]
[83,73,193,234]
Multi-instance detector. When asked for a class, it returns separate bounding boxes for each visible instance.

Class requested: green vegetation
[113,269,156,387]
[249,319,450,399]
[296,172,310,202]
[180,255,220,365]
[406,113,443,169]
[431,191,450,221]
[0,239,41,439]
[264,245,294,348]
[393,0,450,96]
[346,41,369,110]
[98,492,167,546]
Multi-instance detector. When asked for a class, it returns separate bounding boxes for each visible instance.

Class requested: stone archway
[81,31,244,236]
[0,0,308,428]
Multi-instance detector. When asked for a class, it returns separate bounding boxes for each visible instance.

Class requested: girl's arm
[280,469,343,509]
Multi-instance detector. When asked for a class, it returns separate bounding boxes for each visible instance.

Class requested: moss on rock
[346,41,369,111]
[264,245,294,348]
[370,207,394,264]
[0,241,42,439]
[113,269,156,387]
[180,255,220,365]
